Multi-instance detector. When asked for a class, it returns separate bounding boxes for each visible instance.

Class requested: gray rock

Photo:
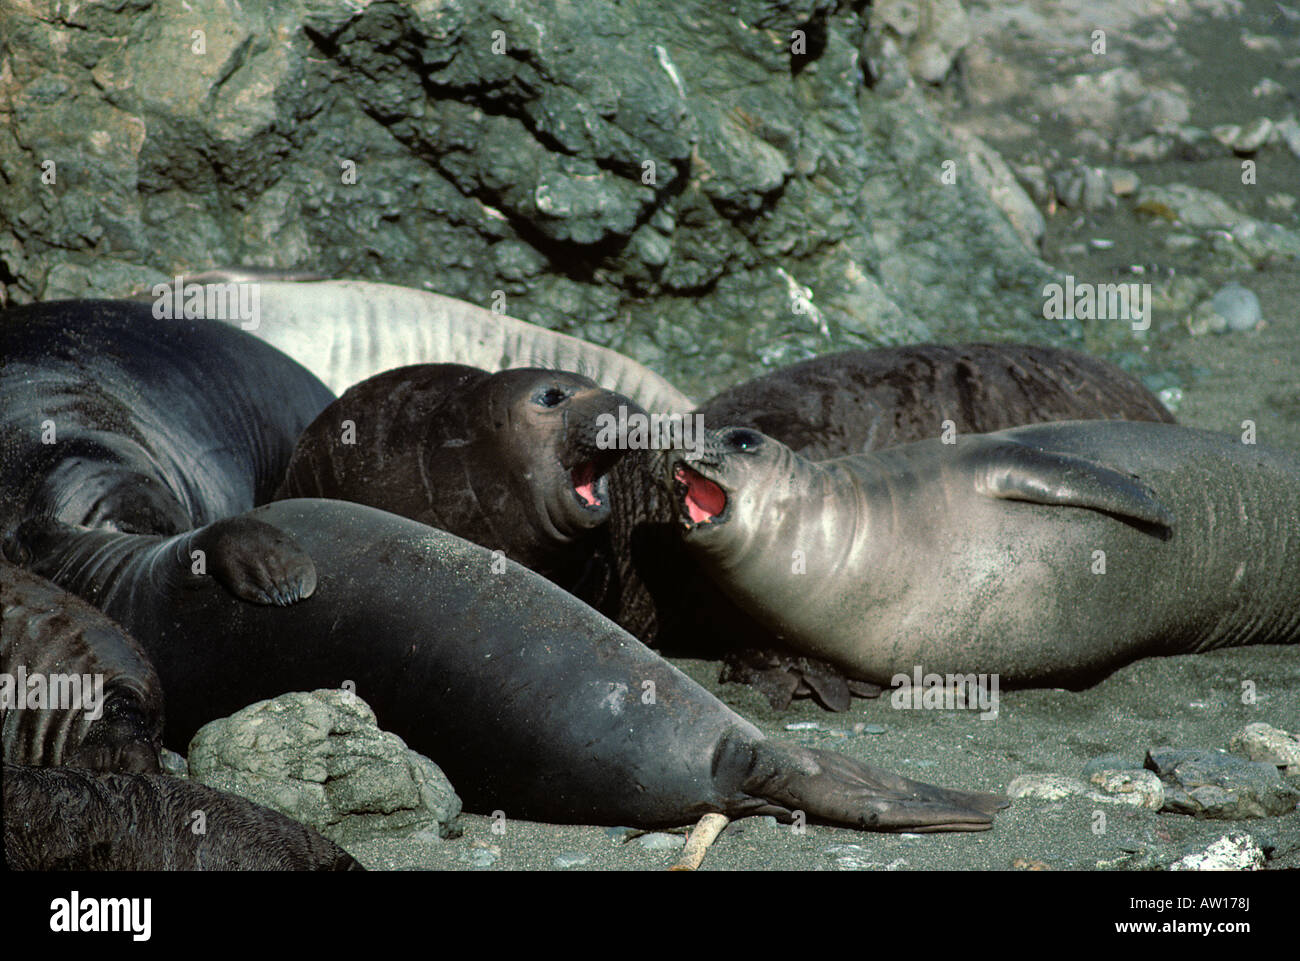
[1276,116,1300,160]
[1229,722,1300,770]
[636,832,686,852]
[1209,282,1263,332]
[1170,833,1266,871]
[1232,118,1273,154]
[1136,184,1300,266]
[1087,770,1164,810]
[0,0,1067,398]
[1144,747,1300,819]
[187,689,462,844]
[553,852,591,869]
[1082,754,1144,779]
[158,748,189,779]
[1007,774,1088,801]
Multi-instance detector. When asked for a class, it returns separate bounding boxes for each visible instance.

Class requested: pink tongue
[572,463,600,507]
[677,466,726,524]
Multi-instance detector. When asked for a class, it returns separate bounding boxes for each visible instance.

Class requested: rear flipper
[183,516,317,606]
[738,740,1008,832]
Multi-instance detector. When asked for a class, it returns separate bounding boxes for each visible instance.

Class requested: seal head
[275,365,640,580]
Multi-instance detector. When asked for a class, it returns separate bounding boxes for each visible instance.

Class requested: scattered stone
[187,689,462,844]
[1170,834,1265,872]
[1136,184,1300,265]
[1082,754,1144,779]
[1276,116,1300,160]
[1088,770,1165,810]
[637,832,686,852]
[554,852,591,869]
[1107,169,1140,196]
[859,723,887,735]
[1251,78,1287,98]
[785,721,822,731]
[825,844,906,870]
[1011,858,1052,871]
[1209,282,1263,332]
[1157,387,1183,413]
[460,844,500,869]
[1211,124,1242,147]
[949,127,1044,247]
[1135,88,1190,131]
[605,826,640,843]
[1052,166,1113,212]
[1145,747,1300,819]
[1229,723,1300,769]
[1007,774,1088,801]
[159,748,188,779]
[1232,118,1273,154]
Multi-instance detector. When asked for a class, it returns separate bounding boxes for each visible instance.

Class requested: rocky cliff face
[0,0,1063,395]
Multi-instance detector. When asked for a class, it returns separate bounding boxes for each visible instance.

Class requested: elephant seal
[665,422,1300,687]
[695,343,1174,459]
[3,763,363,870]
[0,299,334,605]
[10,499,1006,832]
[600,344,1177,707]
[2,560,163,773]
[174,276,696,412]
[274,364,640,590]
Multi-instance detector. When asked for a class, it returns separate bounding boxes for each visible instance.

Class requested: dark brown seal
[273,364,638,591]
[3,763,363,870]
[1,560,163,773]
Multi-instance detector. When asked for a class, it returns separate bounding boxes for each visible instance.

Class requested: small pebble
[1230,722,1300,768]
[460,846,499,869]
[637,832,686,852]
[553,852,590,869]
[1210,282,1263,332]
[1233,118,1273,153]
[1007,773,1088,801]
[785,721,821,731]
[1088,769,1165,810]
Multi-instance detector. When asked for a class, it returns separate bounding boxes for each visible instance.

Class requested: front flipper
[968,441,1173,531]
[739,740,1008,832]
[184,516,317,606]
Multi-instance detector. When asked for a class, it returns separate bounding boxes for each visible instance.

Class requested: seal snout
[672,462,728,528]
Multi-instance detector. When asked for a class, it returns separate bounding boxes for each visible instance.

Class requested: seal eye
[535,387,569,409]
[723,428,764,453]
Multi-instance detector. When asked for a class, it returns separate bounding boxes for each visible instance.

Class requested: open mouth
[673,462,727,527]
[570,459,609,510]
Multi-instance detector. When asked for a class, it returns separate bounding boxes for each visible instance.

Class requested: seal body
[668,422,1300,686]
[695,343,1175,459]
[186,278,696,412]
[274,364,639,592]
[16,499,1004,832]
[600,344,1177,705]
[3,763,363,870]
[1,560,163,773]
[0,299,335,538]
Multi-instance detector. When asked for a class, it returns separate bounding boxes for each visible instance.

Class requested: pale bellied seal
[0,299,334,605]
[3,763,363,870]
[665,422,1300,686]
[2,560,163,773]
[601,344,1176,706]
[274,364,640,590]
[176,277,696,412]
[10,500,1007,832]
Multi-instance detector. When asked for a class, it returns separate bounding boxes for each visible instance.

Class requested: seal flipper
[969,441,1174,530]
[186,516,317,606]
[739,740,1008,832]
